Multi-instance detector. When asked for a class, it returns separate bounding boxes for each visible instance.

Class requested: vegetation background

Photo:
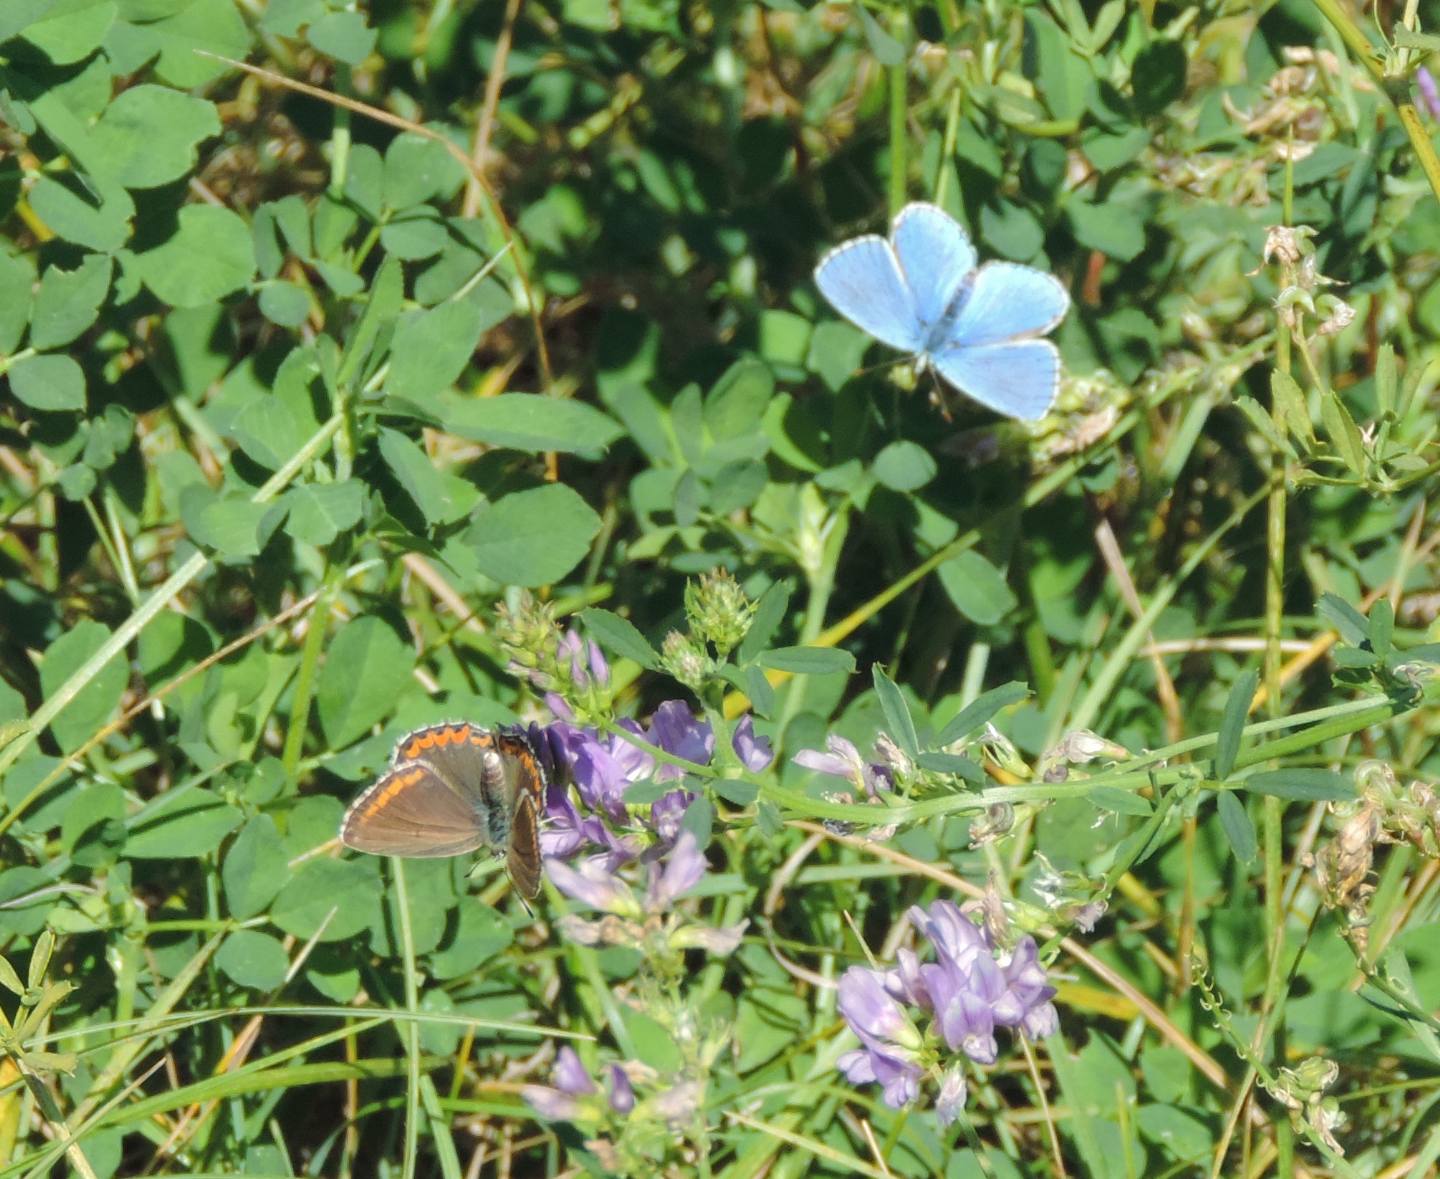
[2,0,1440,1174]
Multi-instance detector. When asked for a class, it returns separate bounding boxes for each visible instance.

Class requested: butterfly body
[814,202,1069,421]
[340,721,546,898]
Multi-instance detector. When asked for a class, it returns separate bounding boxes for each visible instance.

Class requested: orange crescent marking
[357,765,430,818]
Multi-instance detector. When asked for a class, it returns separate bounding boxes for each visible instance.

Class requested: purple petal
[731,715,774,771]
[522,1085,582,1119]
[606,1064,635,1114]
[647,829,706,911]
[649,788,695,843]
[588,639,610,687]
[792,749,853,778]
[935,1066,968,1127]
[552,1046,597,1095]
[648,701,715,779]
[546,857,633,913]
[838,967,912,1045]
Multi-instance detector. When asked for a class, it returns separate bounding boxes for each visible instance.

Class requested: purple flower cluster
[837,899,1058,1125]
[539,695,772,866]
[522,1046,634,1122]
[547,830,748,956]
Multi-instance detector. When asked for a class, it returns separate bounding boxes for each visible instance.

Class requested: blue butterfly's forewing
[932,339,1061,422]
[814,236,924,353]
[890,203,977,333]
[949,262,1070,347]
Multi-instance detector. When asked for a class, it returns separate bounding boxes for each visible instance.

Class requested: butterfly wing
[890,203,977,330]
[505,791,544,899]
[949,262,1070,347]
[814,236,924,353]
[932,339,1062,422]
[340,761,489,857]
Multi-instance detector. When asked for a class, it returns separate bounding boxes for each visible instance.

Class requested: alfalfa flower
[836,898,1058,1123]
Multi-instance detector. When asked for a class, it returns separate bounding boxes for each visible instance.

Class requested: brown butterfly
[339,722,545,898]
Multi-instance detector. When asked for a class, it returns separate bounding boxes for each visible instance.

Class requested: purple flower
[836,967,925,1109]
[547,856,635,914]
[649,787,696,843]
[557,629,610,691]
[521,1046,597,1120]
[835,899,1059,1122]
[732,714,774,771]
[553,1046,596,1095]
[537,700,771,864]
[648,701,714,782]
[645,830,707,911]
[793,735,892,798]
[606,1065,635,1114]
[935,1066,967,1128]
[1420,68,1440,122]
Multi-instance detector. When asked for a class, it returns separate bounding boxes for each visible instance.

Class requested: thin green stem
[887,8,907,214]
[391,861,421,1179]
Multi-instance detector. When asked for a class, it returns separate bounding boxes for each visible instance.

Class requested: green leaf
[222,815,289,919]
[871,664,918,757]
[1375,343,1396,417]
[737,581,791,666]
[429,902,513,979]
[439,393,624,455]
[937,549,1017,625]
[316,616,415,748]
[872,440,937,492]
[1216,791,1257,864]
[853,2,904,65]
[127,788,244,858]
[578,608,660,670]
[1319,389,1366,476]
[258,280,311,328]
[1317,593,1370,646]
[216,930,289,990]
[1066,199,1146,261]
[7,354,86,411]
[1213,668,1256,781]
[466,483,601,587]
[704,359,773,439]
[0,249,36,354]
[179,488,274,559]
[1241,769,1354,802]
[19,0,115,64]
[377,428,478,526]
[90,86,219,189]
[28,174,134,253]
[755,799,784,838]
[271,858,381,942]
[30,253,111,349]
[913,751,983,783]
[1131,40,1186,115]
[742,664,774,718]
[1369,599,1394,660]
[1269,369,1315,446]
[383,133,466,210]
[135,205,256,308]
[307,9,375,64]
[283,480,365,547]
[107,0,251,88]
[1088,787,1154,816]
[385,297,492,402]
[714,779,759,806]
[40,619,127,753]
[937,681,1029,745]
[756,646,856,675]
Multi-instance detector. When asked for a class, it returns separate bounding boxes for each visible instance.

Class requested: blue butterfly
[814,202,1070,421]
